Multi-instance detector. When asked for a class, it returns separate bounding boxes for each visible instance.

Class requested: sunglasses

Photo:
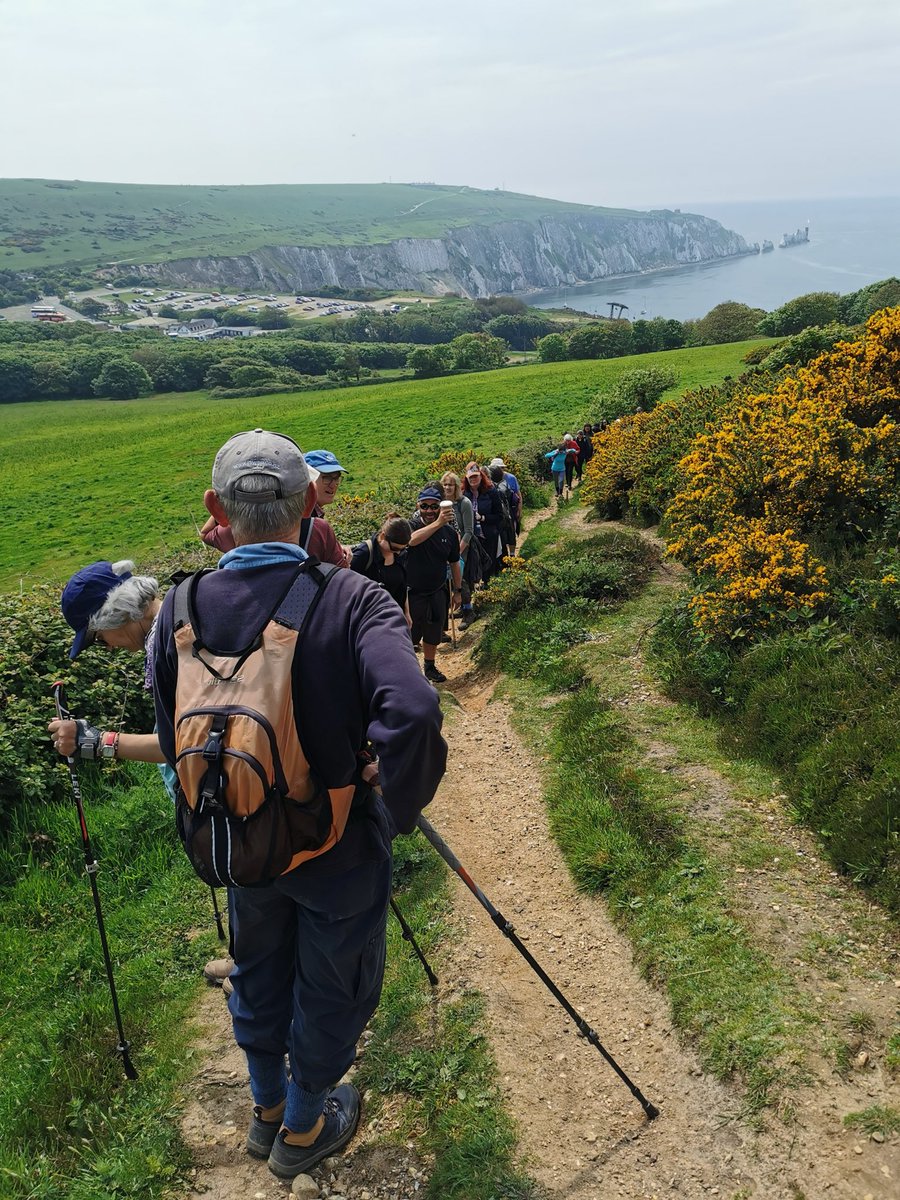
[419,502,440,510]
[387,541,408,553]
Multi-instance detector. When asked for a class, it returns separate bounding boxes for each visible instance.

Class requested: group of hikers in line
[43,419,601,1183]
[545,422,602,498]
[199,446,525,685]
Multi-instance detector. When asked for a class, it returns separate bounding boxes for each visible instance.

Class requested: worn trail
[175,505,899,1199]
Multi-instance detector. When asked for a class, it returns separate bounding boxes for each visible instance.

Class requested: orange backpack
[170,562,355,887]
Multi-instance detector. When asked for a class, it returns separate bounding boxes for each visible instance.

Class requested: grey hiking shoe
[267,1084,360,1179]
[203,956,234,985]
[246,1102,285,1158]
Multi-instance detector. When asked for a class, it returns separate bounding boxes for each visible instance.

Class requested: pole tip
[644,1101,660,1121]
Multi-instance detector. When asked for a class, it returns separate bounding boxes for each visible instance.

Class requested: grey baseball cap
[211,429,318,502]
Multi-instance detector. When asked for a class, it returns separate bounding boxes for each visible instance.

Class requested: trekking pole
[417,815,659,1120]
[390,897,438,986]
[210,886,227,941]
[447,581,458,648]
[52,683,138,1081]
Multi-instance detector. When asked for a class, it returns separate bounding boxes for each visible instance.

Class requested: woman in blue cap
[48,558,235,994]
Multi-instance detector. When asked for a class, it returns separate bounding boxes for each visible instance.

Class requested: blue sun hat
[61,561,132,659]
[304,449,348,475]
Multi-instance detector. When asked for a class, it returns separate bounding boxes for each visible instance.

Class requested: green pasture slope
[0,341,756,588]
[0,178,652,271]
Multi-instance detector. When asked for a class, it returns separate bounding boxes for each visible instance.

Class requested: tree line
[535,278,900,363]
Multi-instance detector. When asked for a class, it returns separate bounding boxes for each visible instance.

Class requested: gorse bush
[667,308,900,641]
[580,379,745,521]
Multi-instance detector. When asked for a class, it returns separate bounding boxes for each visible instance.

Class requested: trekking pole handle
[53,681,75,752]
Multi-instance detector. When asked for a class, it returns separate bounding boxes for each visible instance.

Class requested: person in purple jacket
[153,429,447,1181]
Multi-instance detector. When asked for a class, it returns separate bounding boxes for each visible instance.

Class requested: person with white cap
[153,429,446,1181]
[488,457,522,532]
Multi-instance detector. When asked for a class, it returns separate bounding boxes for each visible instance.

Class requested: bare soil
[176,505,899,1200]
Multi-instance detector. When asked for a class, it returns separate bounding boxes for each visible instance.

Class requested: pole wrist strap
[75,719,101,760]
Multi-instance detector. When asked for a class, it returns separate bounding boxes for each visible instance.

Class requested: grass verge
[0,764,213,1200]
[0,763,535,1198]
[480,509,815,1117]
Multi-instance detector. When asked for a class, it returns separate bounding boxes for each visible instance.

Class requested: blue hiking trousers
[227,802,392,1098]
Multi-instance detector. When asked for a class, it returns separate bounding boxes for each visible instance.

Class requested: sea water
[528,196,900,321]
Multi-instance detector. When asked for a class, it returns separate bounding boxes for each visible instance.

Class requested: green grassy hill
[0,341,757,587]
[0,179,652,272]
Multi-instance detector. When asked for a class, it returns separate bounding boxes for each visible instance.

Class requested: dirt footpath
[430,649,897,1198]
[176,509,899,1199]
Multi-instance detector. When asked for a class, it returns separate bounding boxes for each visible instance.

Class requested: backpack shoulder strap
[172,569,214,631]
[274,560,339,633]
[179,563,310,682]
[366,538,376,571]
[299,516,313,550]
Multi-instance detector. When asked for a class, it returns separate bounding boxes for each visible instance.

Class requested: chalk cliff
[138,210,751,297]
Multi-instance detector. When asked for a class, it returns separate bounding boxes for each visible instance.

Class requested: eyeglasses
[319,472,342,483]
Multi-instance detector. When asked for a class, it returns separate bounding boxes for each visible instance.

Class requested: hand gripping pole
[53,683,138,1080]
[417,815,658,1120]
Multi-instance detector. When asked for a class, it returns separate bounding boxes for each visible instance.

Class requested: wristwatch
[100,730,119,760]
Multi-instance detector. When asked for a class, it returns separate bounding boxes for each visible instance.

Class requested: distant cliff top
[0,179,700,271]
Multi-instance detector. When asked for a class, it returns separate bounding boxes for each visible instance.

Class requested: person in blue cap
[304,449,348,518]
[48,559,237,995]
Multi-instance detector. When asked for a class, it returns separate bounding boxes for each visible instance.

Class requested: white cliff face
[137,211,752,296]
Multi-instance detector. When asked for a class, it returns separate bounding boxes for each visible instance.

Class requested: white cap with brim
[489,457,506,469]
[212,429,316,502]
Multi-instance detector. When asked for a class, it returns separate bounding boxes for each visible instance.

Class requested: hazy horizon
[2,0,897,210]
[1,175,897,214]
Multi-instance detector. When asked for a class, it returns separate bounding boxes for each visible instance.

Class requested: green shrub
[758,291,842,336]
[0,584,156,838]
[535,332,569,363]
[757,323,856,372]
[612,365,678,411]
[478,528,658,688]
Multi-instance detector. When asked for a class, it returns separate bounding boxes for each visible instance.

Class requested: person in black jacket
[349,515,411,620]
[406,486,462,684]
[575,424,595,481]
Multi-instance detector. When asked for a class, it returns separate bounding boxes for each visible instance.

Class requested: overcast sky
[1,0,897,208]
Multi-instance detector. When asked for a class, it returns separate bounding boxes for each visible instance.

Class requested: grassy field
[0,342,758,588]
[0,179,653,271]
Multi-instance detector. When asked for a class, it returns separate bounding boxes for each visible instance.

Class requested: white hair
[219,473,306,542]
[88,560,160,631]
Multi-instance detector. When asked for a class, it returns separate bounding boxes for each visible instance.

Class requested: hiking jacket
[464,485,504,543]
